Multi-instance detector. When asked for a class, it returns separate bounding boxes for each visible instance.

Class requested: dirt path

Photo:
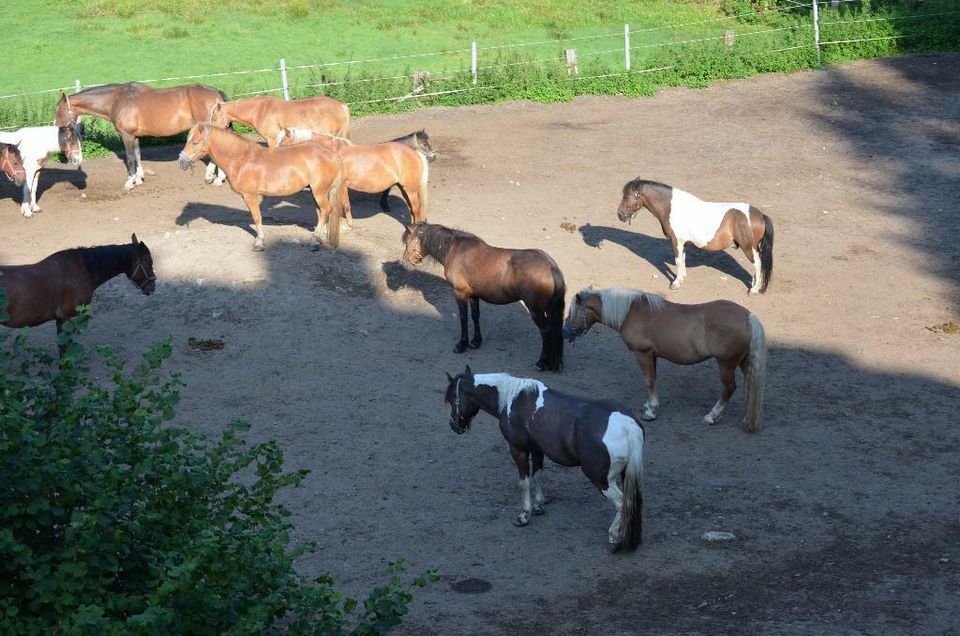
[1,53,958,634]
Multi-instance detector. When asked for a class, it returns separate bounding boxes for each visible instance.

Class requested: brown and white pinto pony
[617,179,774,294]
[178,124,344,250]
[55,83,227,190]
[0,143,26,187]
[278,128,429,227]
[563,287,767,432]
[208,95,350,148]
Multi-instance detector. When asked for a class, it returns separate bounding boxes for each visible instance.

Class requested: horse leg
[530,310,550,370]
[468,296,482,349]
[134,140,154,178]
[601,461,627,552]
[703,360,737,425]
[20,162,37,217]
[379,186,392,212]
[635,351,659,420]
[120,132,140,190]
[510,446,533,527]
[204,161,225,186]
[453,293,470,353]
[531,451,549,514]
[670,240,687,289]
[743,244,762,295]
[240,193,266,251]
[340,179,354,230]
[29,167,41,213]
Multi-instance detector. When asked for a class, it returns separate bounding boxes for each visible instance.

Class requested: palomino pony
[278,128,429,227]
[0,234,156,354]
[402,223,566,371]
[617,179,774,294]
[445,366,645,552]
[0,143,26,188]
[178,124,344,250]
[54,83,227,190]
[209,95,350,148]
[0,124,82,217]
[563,287,767,432]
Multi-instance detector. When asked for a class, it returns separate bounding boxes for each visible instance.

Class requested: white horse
[0,123,83,217]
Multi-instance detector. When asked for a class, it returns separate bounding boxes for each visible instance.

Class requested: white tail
[744,313,767,432]
[339,103,351,139]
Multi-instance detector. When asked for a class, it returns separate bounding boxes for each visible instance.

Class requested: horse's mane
[623,178,672,197]
[592,287,664,329]
[412,223,477,263]
[388,129,426,144]
[473,373,547,417]
[74,83,139,97]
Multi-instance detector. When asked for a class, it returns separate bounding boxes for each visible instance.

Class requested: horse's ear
[131,233,139,245]
[445,371,454,383]
[464,364,473,377]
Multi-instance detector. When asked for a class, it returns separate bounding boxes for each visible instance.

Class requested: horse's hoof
[534,360,549,371]
[669,281,682,290]
[21,210,33,218]
[703,414,719,425]
[453,342,468,354]
[513,514,530,527]
[640,410,657,422]
[748,288,760,296]
[469,339,482,350]
[308,240,320,252]
[252,242,265,252]
[532,505,544,516]
[538,495,551,505]
[608,541,625,554]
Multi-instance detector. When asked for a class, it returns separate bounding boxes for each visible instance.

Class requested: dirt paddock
[2,54,958,634]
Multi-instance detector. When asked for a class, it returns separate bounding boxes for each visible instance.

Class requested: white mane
[473,373,547,417]
[590,287,664,329]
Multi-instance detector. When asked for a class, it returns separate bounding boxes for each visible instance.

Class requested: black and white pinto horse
[617,179,774,294]
[445,366,645,552]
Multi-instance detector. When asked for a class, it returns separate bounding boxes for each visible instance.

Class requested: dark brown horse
[178,124,344,250]
[563,287,767,432]
[402,223,565,371]
[54,83,227,190]
[0,143,26,187]
[209,95,350,147]
[445,366,645,552]
[617,179,774,294]
[0,235,156,354]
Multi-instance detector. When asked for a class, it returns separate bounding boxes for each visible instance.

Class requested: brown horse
[178,124,343,250]
[278,128,429,227]
[402,223,565,371]
[54,83,227,190]
[0,143,26,187]
[617,179,774,294]
[0,234,156,354]
[563,287,767,432]
[208,95,350,148]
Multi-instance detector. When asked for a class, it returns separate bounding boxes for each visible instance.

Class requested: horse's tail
[325,155,344,248]
[744,313,767,433]
[415,150,429,222]
[758,213,774,294]
[339,102,351,139]
[545,265,566,370]
[619,421,645,551]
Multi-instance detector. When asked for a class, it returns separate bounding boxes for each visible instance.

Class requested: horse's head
[127,234,157,296]
[208,101,230,128]
[562,289,601,342]
[179,124,210,170]
[54,91,75,127]
[445,365,480,434]
[0,144,26,187]
[401,224,426,266]
[414,130,437,162]
[617,179,644,224]
[58,123,83,167]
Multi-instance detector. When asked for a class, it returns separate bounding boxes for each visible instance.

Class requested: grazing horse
[178,124,344,250]
[563,287,767,432]
[445,366,645,552]
[277,128,430,226]
[0,143,26,187]
[208,95,350,148]
[617,179,774,294]
[54,83,227,190]
[402,223,565,371]
[0,124,82,217]
[0,234,156,354]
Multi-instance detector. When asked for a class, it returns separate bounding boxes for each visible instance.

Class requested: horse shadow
[0,166,87,208]
[578,223,752,288]
[343,190,417,227]
[381,259,451,313]
[177,200,318,237]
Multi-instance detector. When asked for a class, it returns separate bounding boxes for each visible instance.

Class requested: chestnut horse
[277,128,429,227]
[54,83,227,190]
[402,223,565,371]
[178,125,343,250]
[209,95,350,148]
[617,179,774,294]
[563,287,767,432]
[0,234,156,354]
[0,143,26,188]
[445,366,645,552]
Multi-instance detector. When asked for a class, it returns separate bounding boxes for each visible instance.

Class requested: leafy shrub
[0,290,435,634]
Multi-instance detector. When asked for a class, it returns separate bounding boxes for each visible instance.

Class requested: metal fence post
[280,57,290,100]
[471,41,478,85]
[812,0,822,65]
[75,79,82,93]
[624,24,631,71]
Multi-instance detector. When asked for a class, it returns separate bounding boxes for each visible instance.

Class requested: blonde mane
[473,373,547,417]
[589,287,664,329]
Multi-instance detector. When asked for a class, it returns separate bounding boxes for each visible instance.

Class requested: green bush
[0,290,436,634]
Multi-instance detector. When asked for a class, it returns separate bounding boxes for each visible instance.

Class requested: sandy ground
[1,53,958,634]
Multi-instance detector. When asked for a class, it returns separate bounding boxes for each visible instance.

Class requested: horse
[178,124,344,250]
[277,128,430,227]
[0,234,156,355]
[563,287,767,432]
[54,83,227,190]
[616,179,774,294]
[445,366,645,552]
[379,130,436,211]
[402,223,566,371]
[208,95,350,148]
[0,143,26,188]
[0,124,83,217]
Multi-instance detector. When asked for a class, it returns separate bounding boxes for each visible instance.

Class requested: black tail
[545,266,566,371]
[758,213,774,293]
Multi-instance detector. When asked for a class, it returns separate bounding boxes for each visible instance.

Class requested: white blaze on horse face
[669,188,751,249]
